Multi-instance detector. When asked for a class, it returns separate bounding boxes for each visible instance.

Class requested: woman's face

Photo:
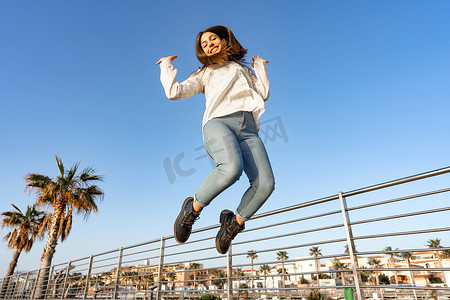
[200,32,222,56]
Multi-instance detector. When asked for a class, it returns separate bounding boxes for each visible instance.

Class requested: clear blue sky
[1,0,449,275]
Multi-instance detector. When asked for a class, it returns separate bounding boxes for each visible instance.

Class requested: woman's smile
[201,32,222,56]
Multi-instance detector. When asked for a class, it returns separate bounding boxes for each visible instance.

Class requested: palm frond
[39,213,53,236]
[60,210,72,242]
[24,173,52,190]
[3,232,12,241]
[36,192,58,208]
[55,155,65,177]
[79,167,104,184]
[67,161,80,182]
[11,204,22,214]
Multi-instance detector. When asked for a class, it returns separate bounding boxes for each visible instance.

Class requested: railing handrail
[25,165,448,266]
[2,165,450,300]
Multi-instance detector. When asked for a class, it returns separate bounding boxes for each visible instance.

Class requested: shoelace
[181,211,199,227]
[224,221,243,242]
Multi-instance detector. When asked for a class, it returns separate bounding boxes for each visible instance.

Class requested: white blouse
[159,58,270,130]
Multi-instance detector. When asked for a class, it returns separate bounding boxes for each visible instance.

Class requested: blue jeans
[195,111,275,221]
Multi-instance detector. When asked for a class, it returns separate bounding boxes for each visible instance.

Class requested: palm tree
[400,252,416,286]
[277,267,289,284]
[234,268,245,289]
[427,239,443,258]
[426,238,448,285]
[384,246,399,284]
[209,269,226,289]
[309,246,322,286]
[276,251,288,288]
[367,258,382,285]
[1,204,45,298]
[260,264,271,288]
[247,250,258,288]
[344,244,357,254]
[189,263,201,287]
[331,258,348,286]
[359,266,373,283]
[166,272,177,290]
[441,249,450,259]
[25,155,104,299]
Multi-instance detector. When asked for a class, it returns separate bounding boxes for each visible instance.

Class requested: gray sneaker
[174,197,200,243]
[215,210,245,254]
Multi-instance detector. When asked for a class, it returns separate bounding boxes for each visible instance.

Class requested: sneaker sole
[174,197,194,244]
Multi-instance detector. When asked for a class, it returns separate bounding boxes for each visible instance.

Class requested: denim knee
[254,174,275,199]
[219,161,243,184]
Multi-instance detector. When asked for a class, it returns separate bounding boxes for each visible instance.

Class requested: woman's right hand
[155,55,177,65]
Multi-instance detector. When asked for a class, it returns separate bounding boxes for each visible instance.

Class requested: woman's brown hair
[195,25,248,70]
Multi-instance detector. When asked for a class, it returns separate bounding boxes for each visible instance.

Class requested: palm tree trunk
[1,248,22,298]
[315,258,320,286]
[34,200,65,299]
[341,271,346,286]
[389,256,399,285]
[251,258,254,289]
[407,260,416,286]
[281,261,285,288]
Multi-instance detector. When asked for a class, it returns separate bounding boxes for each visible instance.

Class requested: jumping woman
[156,25,275,254]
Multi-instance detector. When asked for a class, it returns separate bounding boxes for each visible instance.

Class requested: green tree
[344,244,357,254]
[1,204,45,298]
[331,258,348,286]
[199,294,219,300]
[378,274,390,285]
[426,238,447,285]
[276,251,289,288]
[307,289,327,300]
[238,283,249,298]
[247,250,258,288]
[359,266,371,283]
[234,268,244,288]
[25,155,104,298]
[209,269,226,289]
[309,246,322,286]
[400,252,416,286]
[260,264,271,288]
[367,258,382,285]
[166,272,177,290]
[384,246,399,285]
[441,249,450,259]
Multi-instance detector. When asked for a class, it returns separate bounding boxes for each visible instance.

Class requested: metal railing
[1,166,450,300]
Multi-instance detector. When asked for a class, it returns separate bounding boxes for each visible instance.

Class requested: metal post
[11,273,21,300]
[113,248,123,300]
[156,238,165,300]
[30,270,39,300]
[61,261,72,300]
[20,272,30,300]
[83,256,94,300]
[5,274,13,300]
[226,247,233,300]
[44,266,54,300]
[339,192,363,300]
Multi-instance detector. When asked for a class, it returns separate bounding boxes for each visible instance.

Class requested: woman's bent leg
[236,126,275,221]
[195,119,243,207]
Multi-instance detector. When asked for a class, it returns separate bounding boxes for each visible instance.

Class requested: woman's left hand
[252,55,269,63]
